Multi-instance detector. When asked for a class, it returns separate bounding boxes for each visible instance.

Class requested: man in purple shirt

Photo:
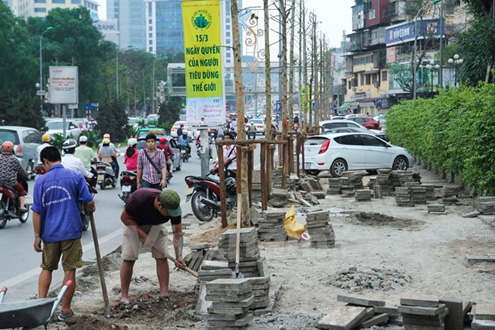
[136,133,167,190]
[32,146,95,321]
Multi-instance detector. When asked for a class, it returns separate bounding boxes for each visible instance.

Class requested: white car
[170,120,194,138]
[303,132,413,177]
[319,119,388,141]
[45,119,80,138]
[246,119,265,134]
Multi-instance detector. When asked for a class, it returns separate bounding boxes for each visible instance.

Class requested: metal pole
[199,126,209,177]
[39,35,43,113]
[413,15,418,100]
[152,60,156,114]
[62,104,67,138]
[116,49,119,99]
[439,0,444,88]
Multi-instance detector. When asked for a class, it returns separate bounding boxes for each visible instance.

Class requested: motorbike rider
[0,141,29,212]
[222,132,237,172]
[98,137,119,177]
[176,124,184,138]
[124,138,139,172]
[74,135,97,176]
[61,139,95,188]
[156,137,174,176]
[179,132,191,156]
[137,133,167,190]
[36,133,52,165]
[248,122,256,140]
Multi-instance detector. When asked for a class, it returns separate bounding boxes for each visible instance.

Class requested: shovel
[89,213,112,317]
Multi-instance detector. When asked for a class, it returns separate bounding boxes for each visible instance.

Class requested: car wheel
[305,170,320,176]
[330,158,347,177]
[393,156,409,170]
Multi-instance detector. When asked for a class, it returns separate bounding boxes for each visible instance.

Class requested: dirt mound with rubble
[326,267,412,292]
[351,211,424,229]
[189,223,236,246]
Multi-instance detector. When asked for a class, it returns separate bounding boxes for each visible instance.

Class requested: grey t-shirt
[99,144,117,158]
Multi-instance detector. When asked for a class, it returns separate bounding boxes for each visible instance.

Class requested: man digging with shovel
[119,188,187,303]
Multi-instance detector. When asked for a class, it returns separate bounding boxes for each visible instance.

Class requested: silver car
[0,126,42,170]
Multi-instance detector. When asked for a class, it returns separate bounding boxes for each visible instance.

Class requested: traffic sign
[36,90,46,96]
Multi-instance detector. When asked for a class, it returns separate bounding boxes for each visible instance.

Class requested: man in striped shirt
[137,134,167,190]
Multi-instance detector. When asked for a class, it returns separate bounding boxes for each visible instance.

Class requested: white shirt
[36,143,50,165]
[62,154,93,178]
[222,146,237,170]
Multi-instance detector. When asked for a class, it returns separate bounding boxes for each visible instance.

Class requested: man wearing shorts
[119,188,185,303]
[32,146,95,321]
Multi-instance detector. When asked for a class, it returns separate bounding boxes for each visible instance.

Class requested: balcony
[387,0,407,24]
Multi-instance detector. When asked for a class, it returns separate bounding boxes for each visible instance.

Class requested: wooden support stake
[260,143,267,210]
[282,142,287,189]
[247,148,253,208]
[296,135,300,177]
[216,144,228,228]
[289,136,294,174]
[236,145,242,196]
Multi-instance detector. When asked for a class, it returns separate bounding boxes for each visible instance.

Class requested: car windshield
[46,121,68,130]
[0,130,20,144]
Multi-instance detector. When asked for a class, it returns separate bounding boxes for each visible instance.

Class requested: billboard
[182,0,225,125]
[49,66,78,104]
[385,19,443,46]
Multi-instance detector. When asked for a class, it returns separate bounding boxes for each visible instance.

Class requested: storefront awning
[363,69,379,75]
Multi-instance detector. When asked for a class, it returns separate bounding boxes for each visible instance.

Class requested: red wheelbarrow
[0,281,72,330]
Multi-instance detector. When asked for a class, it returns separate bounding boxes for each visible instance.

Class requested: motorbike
[184,157,237,222]
[0,177,30,229]
[96,161,117,190]
[80,177,97,231]
[180,145,191,163]
[196,135,214,159]
[118,171,137,204]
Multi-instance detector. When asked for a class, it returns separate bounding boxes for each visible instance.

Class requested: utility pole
[439,0,444,88]
[298,0,303,130]
[302,1,308,132]
[230,0,249,223]
[288,0,296,131]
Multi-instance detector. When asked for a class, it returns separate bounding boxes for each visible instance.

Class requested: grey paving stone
[337,295,386,307]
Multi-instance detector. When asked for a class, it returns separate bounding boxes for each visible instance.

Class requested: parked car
[319,120,388,141]
[146,114,160,123]
[302,132,413,177]
[45,119,80,138]
[170,121,194,138]
[330,116,346,120]
[246,118,265,134]
[0,126,42,170]
[346,116,381,130]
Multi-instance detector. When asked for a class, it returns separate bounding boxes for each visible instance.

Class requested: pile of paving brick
[441,185,461,205]
[475,196,495,215]
[257,209,287,242]
[355,189,372,202]
[422,183,438,201]
[404,182,427,204]
[205,278,253,329]
[375,169,395,196]
[342,171,366,189]
[185,246,215,272]
[269,188,289,208]
[395,187,414,206]
[428,204,446,214]
[327,177,344,195]
[217,228,261,277]
[316,294,477,330]
[306,210,335,248]
[390,170,415,188]
[198,260,233,282]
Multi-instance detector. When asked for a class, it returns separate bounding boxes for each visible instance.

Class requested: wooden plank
[260,143,267,211]
[248,149,253,208]
[216,144,228,228]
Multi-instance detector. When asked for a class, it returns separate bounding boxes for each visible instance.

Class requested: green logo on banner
[192,10,212,30]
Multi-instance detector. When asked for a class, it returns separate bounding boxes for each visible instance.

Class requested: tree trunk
[298,0,303,130]
[302,1,308,133]
[230,0,249,223]
[263,0,273,193]
[288,0,296,131]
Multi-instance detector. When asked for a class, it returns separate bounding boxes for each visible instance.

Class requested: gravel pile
[327,267,412,292]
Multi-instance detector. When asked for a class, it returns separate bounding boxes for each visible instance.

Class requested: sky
[96,0,353,48]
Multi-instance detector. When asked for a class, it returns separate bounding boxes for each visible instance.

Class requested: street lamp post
[448,54,463,87]
[425,59,440,94]
[39,27,53,114]
[152,55,167,114]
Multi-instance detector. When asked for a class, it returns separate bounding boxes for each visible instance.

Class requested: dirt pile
[351,211,423,229]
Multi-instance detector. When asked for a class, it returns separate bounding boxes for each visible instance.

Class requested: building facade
[118,0,146,50]
[13,0,97,18]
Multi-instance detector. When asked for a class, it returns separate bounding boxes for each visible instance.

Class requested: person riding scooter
[98,137,119,177]
[61,139,96,190]
[179,132,191,156]
[0,141,28,212]
[157,137,174,177]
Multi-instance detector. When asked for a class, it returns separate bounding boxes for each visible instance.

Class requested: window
[149,40,152,45]
[372,74,377,85]
[365,75,371,85]
[360,73,364,86]
[52,0,65,3]
[149,19,152,24]
[149,26,152,31]
[149,47,153,51]
[348,80,352,89]
[334,135,361,146]
[34,7,46,12]
[148,2,152,16]
[360,134,386,147]
[149,33,152,38]
[24,130,41,143]
[35,0,46,3]
[368,9,375,20]
[71,0,80,4]
[354,118,367,123]
[382,71,387,82]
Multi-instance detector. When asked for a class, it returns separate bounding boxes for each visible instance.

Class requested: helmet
[102,138,110,145]
[79,135,88,143]
[42,133,51,143]
[2,141,13,153]
[225,177,236,191]
[62,139,77,150]
[159,137,167,144]
[128,138,137,146]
